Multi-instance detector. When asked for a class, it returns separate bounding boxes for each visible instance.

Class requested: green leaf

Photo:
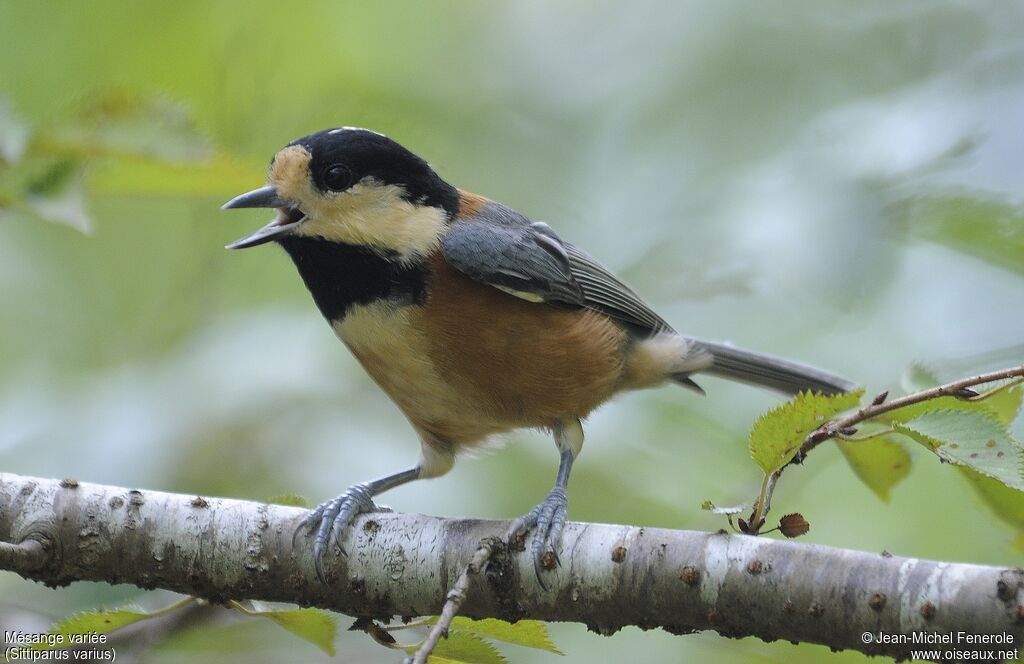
[402,632,506,664]
[960,467,1024,551]
[749,389,864,473]
[244,602,338,656]
[898,193,1024,277]
[893,410,1024,491]
[266,493,308,507]
[984,385,1023,427]
[31,607,151,650]
[836,435,912,502]
[424,617,563,655]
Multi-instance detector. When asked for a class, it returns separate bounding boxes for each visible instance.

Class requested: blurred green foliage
[899,194,1024,278]
[2,1,1024,662]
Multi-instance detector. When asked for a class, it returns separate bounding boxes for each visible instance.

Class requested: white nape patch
[328,126,387,137]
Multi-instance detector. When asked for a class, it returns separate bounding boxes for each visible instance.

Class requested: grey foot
[510,486,568,586]
[294,483,388,582]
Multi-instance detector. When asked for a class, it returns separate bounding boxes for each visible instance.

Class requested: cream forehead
[269,145,313,195]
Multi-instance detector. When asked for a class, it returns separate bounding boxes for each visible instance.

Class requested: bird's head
[222,128,458,258]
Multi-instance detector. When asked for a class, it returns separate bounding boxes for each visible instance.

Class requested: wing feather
[441,200,671,335]
[441,206,585,306]
[564,243,674,333]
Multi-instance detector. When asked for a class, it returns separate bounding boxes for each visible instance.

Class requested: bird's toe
[295,484,381,582]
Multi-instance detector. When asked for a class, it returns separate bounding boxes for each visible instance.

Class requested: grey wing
[441,212,586,306]
[441,201,672,334]
[563,243,674,334]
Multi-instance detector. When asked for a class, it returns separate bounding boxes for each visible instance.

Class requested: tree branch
[1,472,1022,659]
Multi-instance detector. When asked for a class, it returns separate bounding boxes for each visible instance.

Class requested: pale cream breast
[332,301,506,447]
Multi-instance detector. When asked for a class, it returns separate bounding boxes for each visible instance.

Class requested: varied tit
[222,127,854,582]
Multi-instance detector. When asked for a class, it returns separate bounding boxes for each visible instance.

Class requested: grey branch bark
[1,472,1022,659]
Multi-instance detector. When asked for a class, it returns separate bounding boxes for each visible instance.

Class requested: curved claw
[293,484,380,583]
[511,487,568,588]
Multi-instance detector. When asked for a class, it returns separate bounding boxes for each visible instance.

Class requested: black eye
[322,164,353,191]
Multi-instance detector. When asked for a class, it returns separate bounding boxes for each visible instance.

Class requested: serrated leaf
[959,466,1024,551]
[836,435,912,502]
[32,607,150,650]
[749,389,864,473]
[267,493,308,507]
[421,617,563,655]
[245,602,338,656]
[893,410,1024,491]
[699,500,745,515]
[403,632,506,664]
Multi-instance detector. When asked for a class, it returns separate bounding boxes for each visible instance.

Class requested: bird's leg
[295,466,420,582]
[511,419,582,583]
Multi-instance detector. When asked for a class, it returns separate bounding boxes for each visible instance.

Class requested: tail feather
[690,339,855,396]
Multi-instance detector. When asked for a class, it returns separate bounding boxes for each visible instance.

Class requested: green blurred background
[2,1,1023,662]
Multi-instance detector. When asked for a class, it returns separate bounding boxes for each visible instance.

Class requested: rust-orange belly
[334,257,630,448]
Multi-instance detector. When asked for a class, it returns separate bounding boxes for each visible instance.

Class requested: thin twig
[408,535,503,664]
[809,365,1023,451]
[966,376,1024,401]
[749,364,1024,534]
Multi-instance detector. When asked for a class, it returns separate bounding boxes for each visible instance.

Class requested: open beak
[221,186,307,249]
